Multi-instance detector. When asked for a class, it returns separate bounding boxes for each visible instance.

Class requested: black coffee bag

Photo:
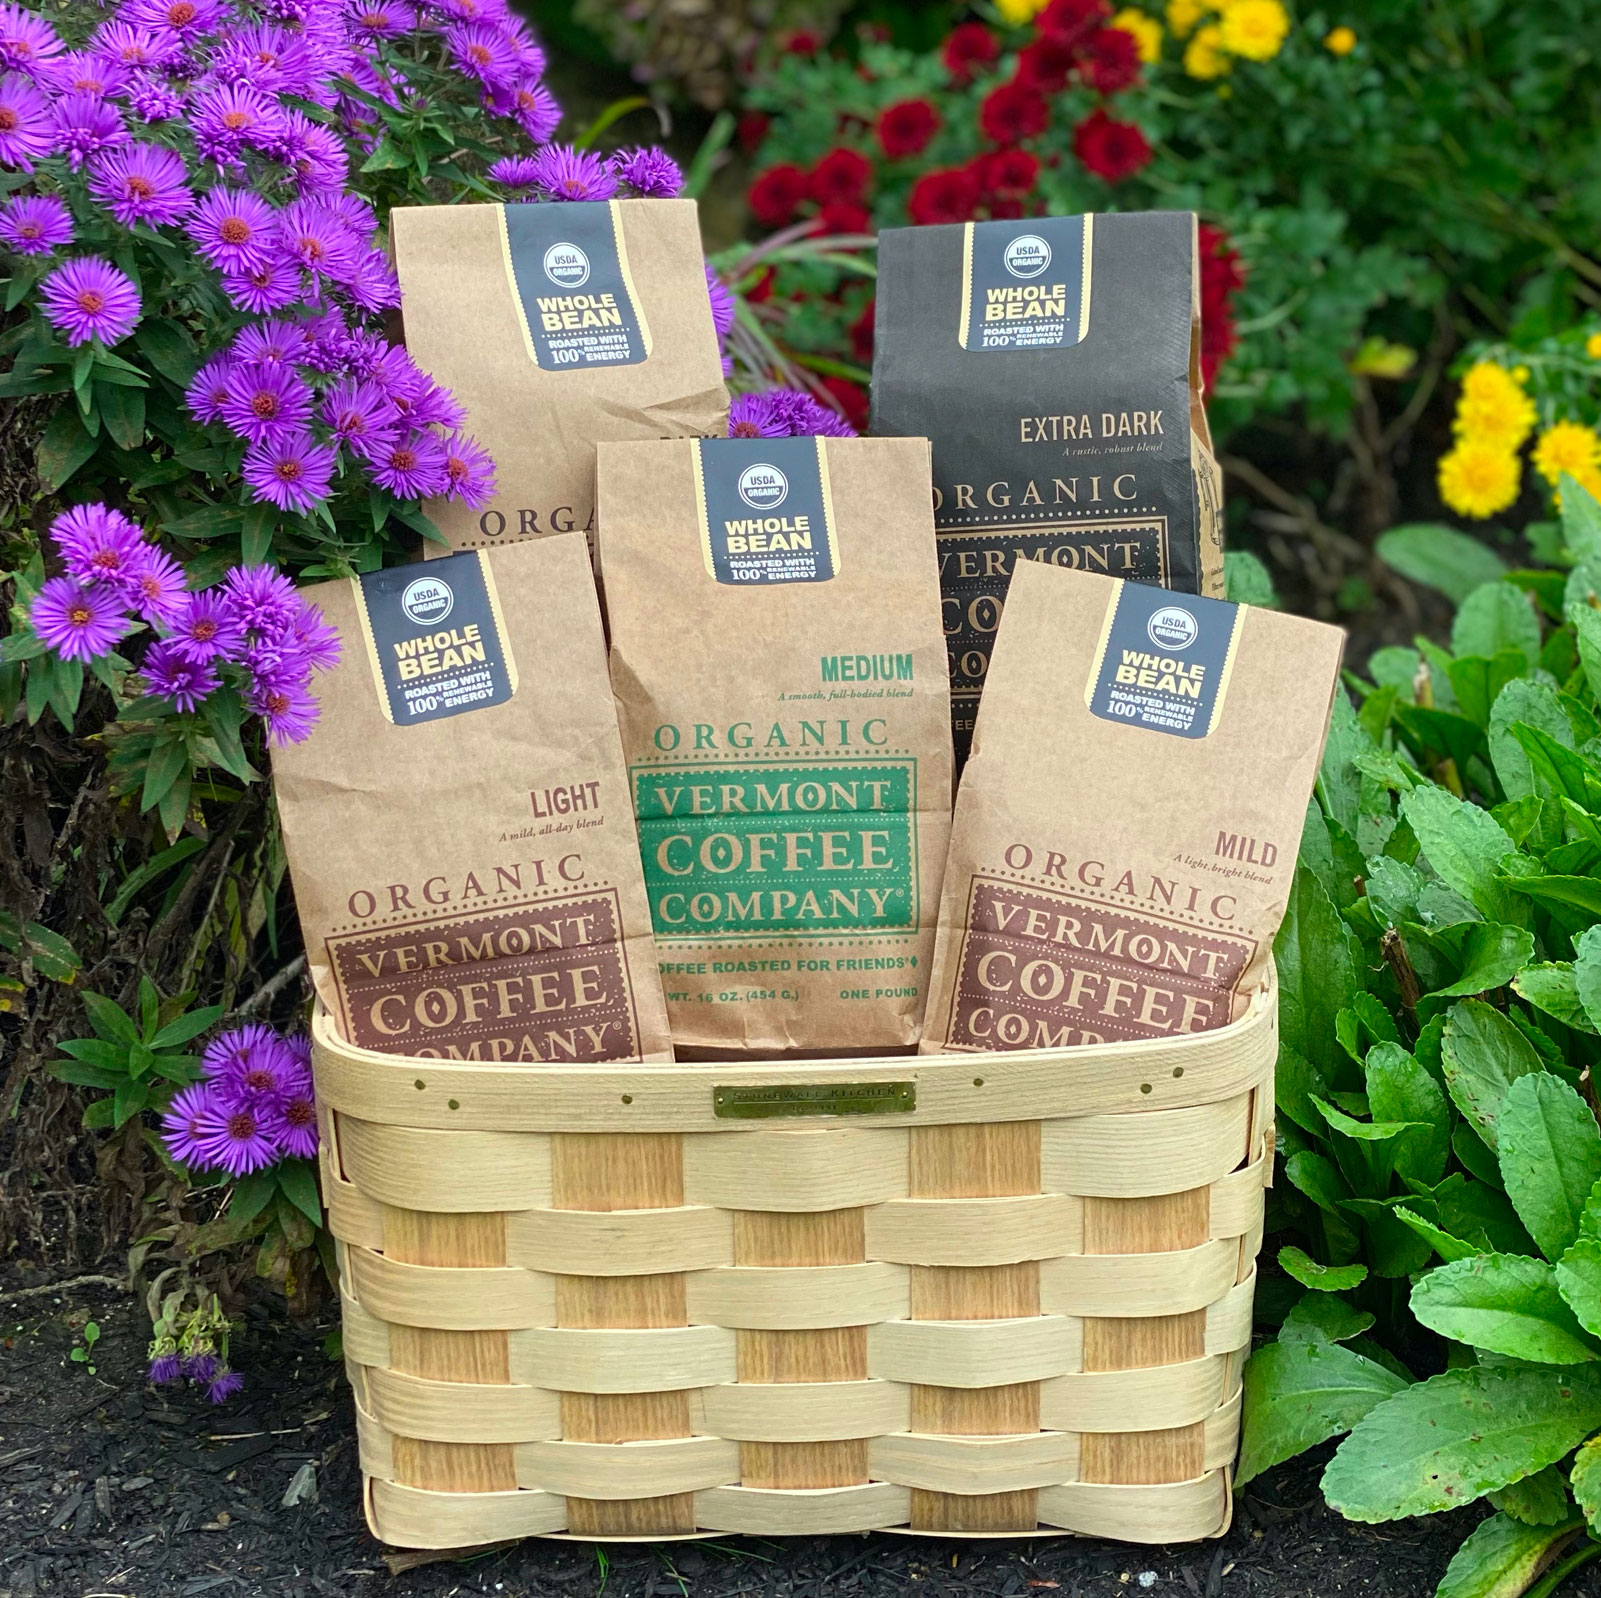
[871,210,1224,763]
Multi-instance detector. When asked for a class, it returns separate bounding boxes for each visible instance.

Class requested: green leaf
[1394,1204,1482,1263]
[1556,1238,1601,1340]
[1488,1464,1573,1526]
[102,836,207,927]
[1442,1000,1544,1152]
[1377,524,1509,604]
[140,736,188,814]
[1514,964,1598,1035]
[1571,1435,1601,1535]
[1235,1337,1408,1487]
[94,380,145,450]
[1284,1148,1350,1213]
[1455,651,1528,733]
[1434,1511,1583,1598]
[1423,923,1535,1013]
[7,919,80,983]
[1367,1042,1452,1184]
[37,404,97,491]
[1574,927,1601,1033]
[1322,1363,1601,1522]
[1279,1245,1367,1292]
[1277,1041,1332,1135]
[157,766,191,839]
[111,1077,148,1129]
[1510,723,1601,810]
[1562,474,1601,560]
[227,1168,277,1225]
[1490,679,1573,799]
[1313,1096,1424,1142]
[1411,1254,1599,1364]
[134,319,199,387]
[275,1158,323,1228]
[1225,549,1277,606]
[1279,1293,1375,1346]
[51,1059,121,1090]
[1401,787,1520,923]
[1498,1075,1601,1261]
[150,1004,224,1049]
[1275,867,1359,1080]
[1453,582,1542,670]
[1317,689,1367,835]
[81,990,139,1047]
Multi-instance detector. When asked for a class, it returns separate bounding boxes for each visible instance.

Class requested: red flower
[1078,26,1141,93]
[907,165,981,226]
[746,265,777,304]
[988,197,1027,220]
[1198,223,1244,387]
[747,163,808,228]
[850,299,875,365]
[785,29,821,54]
[981,147,1042,199]
[1016,35,1077,93]
[809,147,872,207]
[1037,0,1110,49]
[737,112,770,154]
[1071,109,1151,183]
[943,22,1000,85]
[877,98,941,160]
[817,200,873,235]
[979,80,1049,144]
[821,376,869,430]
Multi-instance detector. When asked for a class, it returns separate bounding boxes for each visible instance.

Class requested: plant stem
[1525,1538,1601,1598]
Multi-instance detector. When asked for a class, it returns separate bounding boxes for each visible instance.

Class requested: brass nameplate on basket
[713,1081,916,1119]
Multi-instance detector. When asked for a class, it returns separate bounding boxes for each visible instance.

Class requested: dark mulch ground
[0,1282,1514,1598]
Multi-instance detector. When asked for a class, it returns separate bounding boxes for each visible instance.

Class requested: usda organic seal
[401,575,454,626]
[1003,234,1051,278]
[542,242,590,287]
[737,462,789,510]
[1147,605,1199,651]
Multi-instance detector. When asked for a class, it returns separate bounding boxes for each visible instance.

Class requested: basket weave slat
[315,975,1276,1546]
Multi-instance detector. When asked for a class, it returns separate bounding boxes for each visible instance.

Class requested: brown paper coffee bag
[273,536,672,1064]
[923,564,1343,1054]
[391,198,729,553]
[597,434,954,1055]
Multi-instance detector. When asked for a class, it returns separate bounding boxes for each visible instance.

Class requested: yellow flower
[1349,338,1417,379]
[1532,421,1601,487]
[1587,332,1601,359]
[1438,439,1522,520]
[1184,21,1232,77]
[995,0,1050,24]
[1454,361,1537,453]
[1112,8,1164,62]
[1324,25,1356,54]
[1166,0,1207,37]
[1219,0,1290,61]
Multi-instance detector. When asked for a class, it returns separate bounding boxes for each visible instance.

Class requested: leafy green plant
[1241,479,1601,1595]
[68,1318,100,1375]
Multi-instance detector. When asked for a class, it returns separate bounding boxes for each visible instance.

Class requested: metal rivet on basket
[972,1077,984,1087]
[1173,1067,1184,1078]
[413,1079,425,1090]
[1140,1083,1153,1094]
[621,1093,633,1104]
[447,1099,459,1110]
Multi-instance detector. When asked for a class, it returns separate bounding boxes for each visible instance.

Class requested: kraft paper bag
[596,434,954,1055]
[923,563,1343,1055]
[871,210,1225,763]
[392,197,729,554]
[273,535,673,1064]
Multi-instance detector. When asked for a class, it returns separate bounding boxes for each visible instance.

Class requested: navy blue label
[1085,581,1241,739]
[959,215,1091,352]
[501,201,649,370]
[695,436,839,585]
[355,550,517,724]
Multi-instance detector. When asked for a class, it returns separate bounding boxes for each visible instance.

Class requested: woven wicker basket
[312,974,1275,1548]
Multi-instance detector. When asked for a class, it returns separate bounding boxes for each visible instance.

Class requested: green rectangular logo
[632,760,918,940]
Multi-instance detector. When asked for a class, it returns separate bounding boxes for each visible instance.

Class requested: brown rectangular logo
[948,876,1254,1050]
[326,889,641,1062]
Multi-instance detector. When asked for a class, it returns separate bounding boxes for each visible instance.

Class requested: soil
[0,1281,1523,1598]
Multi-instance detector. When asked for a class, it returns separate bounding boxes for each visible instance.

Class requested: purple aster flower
[231,318,308,367]
[276,198,358,282]
[283,599,341,671]
[124,0,229,42]
[367,343,428,407]
[221,257,304,314]
[126,73,184,123]
[161,1082,218,1165]
[263,1089,319,1159]
[247,677,320,744]
[192,82,283,166]
[348,1,415,41]
[241,431,337,513]
[87,142,192,227]
[0,194,73,255]
[185,354,237,425]
[325,191,377,238]
[439,0,509,22]
[527,142,617,202]
[129,544,188,626]
[341,248,400,312]
[611,146,683,199]
[487,155,540,191]
[767,388,857,438]
[246,636,312,693]
[141,638,219,710]
[508,81,560,144]
[371,430,450,499]
[728,392,788,439]
[274,112,347,200]
[210,1027,298,1104]
[0,73,57,170]
[182,1349,217,1382]
[320,377,397,458]
[40,256,142,346]
[222,564,299,635]
[51,92,128,170]
[706,265,734,342]
[442,433,497,509]
[188,1093,279,1176]
[296,306,354,373]
[147,1350,182,1384]
[335,328,392,380]
[404,377,465,432]
[210,21,314,96]
[30,577,127,661]
[0,4,63,77]
[201,1022,277,1082]
[90,21,183,71]
[219,362,314,443]
[46,50,130,98]
[51,502,145,592]
[446,20,518,88]
[169,589,247,664]
[205,1368,245,1404]
[285,1031,312,1073]
[502,22,547,81]
[189,185,278,272]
